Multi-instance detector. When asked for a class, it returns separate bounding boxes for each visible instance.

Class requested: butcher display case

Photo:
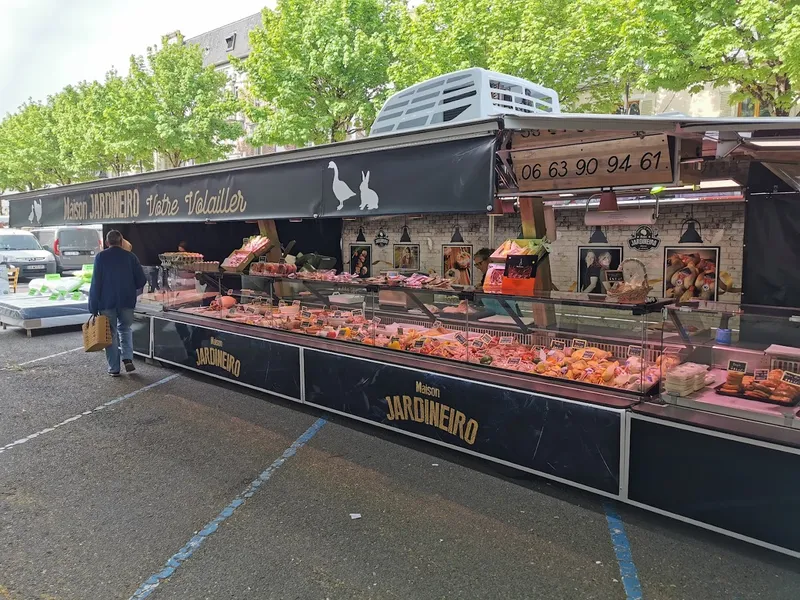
[163,271,675,401]
[656,301,800,428]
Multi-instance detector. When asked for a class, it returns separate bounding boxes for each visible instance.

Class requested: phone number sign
[512,135,673,192]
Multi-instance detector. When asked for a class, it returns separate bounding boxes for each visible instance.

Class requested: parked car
[31,226,102,273]
[0,229,58,278]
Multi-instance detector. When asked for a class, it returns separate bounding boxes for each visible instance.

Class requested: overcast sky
[0,0,274,116]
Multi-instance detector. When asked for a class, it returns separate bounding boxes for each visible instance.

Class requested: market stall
[6,114,800,557]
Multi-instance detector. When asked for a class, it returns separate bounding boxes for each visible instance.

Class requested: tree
[611,0,800,116]
[130,33,243,168]
[389,0,635,112]
[388,0,507,91]
[239,0,403,146]
[0,101,75,191]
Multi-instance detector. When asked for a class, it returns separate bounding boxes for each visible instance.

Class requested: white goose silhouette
[328,161,356,210]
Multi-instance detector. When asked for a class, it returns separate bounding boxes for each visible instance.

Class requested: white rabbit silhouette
[359,171,379,210]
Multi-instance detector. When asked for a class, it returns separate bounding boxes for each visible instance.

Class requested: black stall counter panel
[152,317,301,401]
[304,348,624,495]
[132,314,151,358]
[627,415,800,555]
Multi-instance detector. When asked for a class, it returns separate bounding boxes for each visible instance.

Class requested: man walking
[89,230,146,376]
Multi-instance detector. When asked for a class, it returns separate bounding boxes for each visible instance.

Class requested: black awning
[9,135,496,227]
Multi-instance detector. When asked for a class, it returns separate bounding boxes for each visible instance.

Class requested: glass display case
[658,302,800,427]
[161,271,674,399]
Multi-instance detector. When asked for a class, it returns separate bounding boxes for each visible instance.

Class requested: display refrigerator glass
[657,302,800,427]
[162,270,677,400]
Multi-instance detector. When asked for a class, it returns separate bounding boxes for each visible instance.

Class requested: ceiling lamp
[450,225,465,243]
[399,224,412,243]
[588,225,608,244]
[598,189,618,211]
[355,226,366,243]
[678,207,703,244]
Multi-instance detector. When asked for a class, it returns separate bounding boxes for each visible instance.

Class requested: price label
[397,327,404,336]
[572,339,587,349]
[499,336,514,345]
[337,329,347,338]
[351,324,361,332]
[551,339,566,350]
[433,320,443,329]
[278,300,286,308]
[603,270,624,283]
[414,338,426,349]
[292,299,301,306]
[333,310,342,318]
[513,134,672,192]
[627,345,643,358]
[472,339,485,350]
[481,333,493,344]
[781,371,800,386]
[245,304,259,314]
[352,309,363,317]
[727,360,748,373]
[315,318,324,326]
[301,319,311,327]
[508,357,521,366]
[754,369,770,382]
[390,336,400,345]
[531,345,545,353]
[301,310,312,319]
[455,332,468,346]
[372,317,381,325]
[583,350,596,360]
[228,307,237,315]
[664,346,682,356]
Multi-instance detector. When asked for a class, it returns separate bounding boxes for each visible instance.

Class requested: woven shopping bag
[83,315,112,352]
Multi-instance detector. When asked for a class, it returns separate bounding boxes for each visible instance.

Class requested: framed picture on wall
[442,244,473,285]
[664,246,720,301]
[349,244,372,278]
[578,246,623,294]
[393,244,420,272]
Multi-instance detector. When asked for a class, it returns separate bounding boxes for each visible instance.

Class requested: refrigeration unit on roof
[369,68,561,137]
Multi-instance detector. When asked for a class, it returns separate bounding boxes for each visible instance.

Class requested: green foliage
[611,0,800,115]
[388,0,635,112]
[238,0,403,146]
[0,100,74,191]
[131,33,243,167]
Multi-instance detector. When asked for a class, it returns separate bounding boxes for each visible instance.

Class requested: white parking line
[0,374,179,456]
[16,346,83,366]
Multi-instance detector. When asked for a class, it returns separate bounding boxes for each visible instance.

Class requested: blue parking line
[129,417,327,599]
[604,502,644,600]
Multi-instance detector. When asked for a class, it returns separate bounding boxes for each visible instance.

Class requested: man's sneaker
[109,371,121,377]
[123,360,136,373]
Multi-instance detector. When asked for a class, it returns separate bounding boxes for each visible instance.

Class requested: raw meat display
[180,300,673,394]
[442,300,479,315]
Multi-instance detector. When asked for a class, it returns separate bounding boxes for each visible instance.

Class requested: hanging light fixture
[588,225,608,244]
[399,223,412,243]
[597,188,619,211]
[355,226,366,243]
[679,206,704,244]
[450,225,464,243]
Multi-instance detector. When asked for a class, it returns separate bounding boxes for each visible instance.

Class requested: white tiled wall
[341,202,745,300]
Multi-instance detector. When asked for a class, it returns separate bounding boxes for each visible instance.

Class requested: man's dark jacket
[88,246,147,314]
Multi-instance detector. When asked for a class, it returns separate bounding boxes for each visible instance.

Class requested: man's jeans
[101,308,134,374]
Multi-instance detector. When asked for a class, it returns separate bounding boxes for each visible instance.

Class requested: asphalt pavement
[1,325,799,599]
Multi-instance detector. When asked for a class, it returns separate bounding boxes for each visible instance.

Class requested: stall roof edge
[1,118,502,203]
[502,113,800,134]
